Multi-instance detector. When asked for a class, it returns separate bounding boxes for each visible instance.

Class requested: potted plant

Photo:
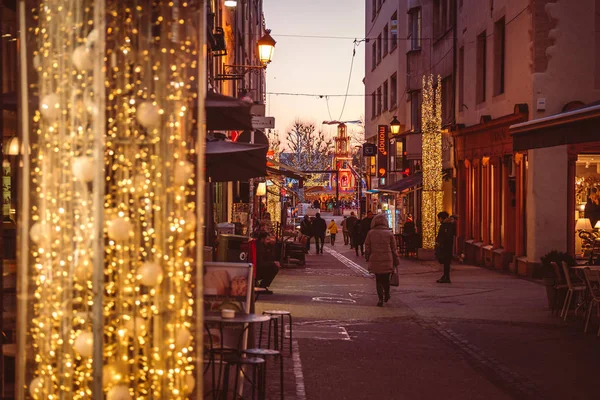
[540,250,576,309]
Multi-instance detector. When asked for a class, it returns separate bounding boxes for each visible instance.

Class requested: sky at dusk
[262,0,366,147]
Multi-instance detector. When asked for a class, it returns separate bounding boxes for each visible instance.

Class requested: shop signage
[252,116,275,129]
[363,143,377,156]
[377,125,388,178]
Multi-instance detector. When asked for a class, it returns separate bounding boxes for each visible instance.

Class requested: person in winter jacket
[364,214,399,307]
[327,219,339,246]
[435,211,455,283]
[311,213,328,254]
[300,215,313,252]
[346,212,359,249]
[356,210,374,256]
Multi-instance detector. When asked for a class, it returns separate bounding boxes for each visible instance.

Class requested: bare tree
[283,120,333,172]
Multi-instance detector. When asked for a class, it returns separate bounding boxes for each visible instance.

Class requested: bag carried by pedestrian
[390,267,400,287]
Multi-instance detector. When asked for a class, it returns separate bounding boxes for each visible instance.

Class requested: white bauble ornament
[74,331,93,358]
[29,222,48,244]
[74,256,93,282]
[174,161,194,185]
[107,385,132,400]
[102,364,123,388]
[107,217,133,241]
[40,93,61,120]
[87,29,99,47]
[72,156,95,182]
[29,376,44,399]
[72,45,93,71]
[184,374,196,394]
[125,316,148,337]
[136,102,161,128]
[137,262,163,287]
[184,210,197,233]
[175,327,192,349]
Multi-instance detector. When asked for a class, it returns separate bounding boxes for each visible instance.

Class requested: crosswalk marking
[324,247,372,278]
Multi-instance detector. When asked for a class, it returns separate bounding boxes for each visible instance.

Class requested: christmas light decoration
[22,0,198,398]
[421,74,444,249]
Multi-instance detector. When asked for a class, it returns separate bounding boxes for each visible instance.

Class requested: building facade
[455,0,600,274]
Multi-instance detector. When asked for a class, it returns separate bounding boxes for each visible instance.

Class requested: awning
[206,140,268,182]
[511,104,600,151]
[379,174,423,193]
[205,91,253,131]
[266,166,304,181]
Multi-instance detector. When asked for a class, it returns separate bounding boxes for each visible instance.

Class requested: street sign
[363,143,377,156]
[252,116,275,129]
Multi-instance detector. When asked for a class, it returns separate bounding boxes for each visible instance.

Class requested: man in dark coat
[346,212,359,249]
[435,211,455,283]
[300,215,313,252]
[311,213,327,254]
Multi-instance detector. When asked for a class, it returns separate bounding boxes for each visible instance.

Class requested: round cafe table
[204,312,271,399]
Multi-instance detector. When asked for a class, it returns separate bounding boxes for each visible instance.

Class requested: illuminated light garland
[25,0,197,398]
[421,74,444,249]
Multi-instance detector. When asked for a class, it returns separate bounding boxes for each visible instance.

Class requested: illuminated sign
[377,125,388,178]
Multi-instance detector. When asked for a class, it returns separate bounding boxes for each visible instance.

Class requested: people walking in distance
[328,219,338,246]
[312,213,327,254]
[300,215,313,253]
[351,217,362,255]
[341,216,349,245]
[435,211,455,283]
[346,212,359,249]
[365,214,399,307]
[356,210,374,257]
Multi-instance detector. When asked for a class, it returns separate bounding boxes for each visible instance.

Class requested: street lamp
[224,0,237,7]
[390,115,401,135]
[257,30,276,65]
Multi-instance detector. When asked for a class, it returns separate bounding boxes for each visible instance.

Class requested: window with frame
[476,31,487,104]
[441,76,452,125]
[390,73,397,109]
[383,80,389,111]
[458,46,464,111]
[390,12,398,51]
[377,86,382,115]
[372,41,377,70]
[433,0,448,38]
[410,91,421,132]
[408,8,422,50]
[493,17,506,96]
[377,34,382,63]
[372,0,376,20]
[383,24,389,56]
[393,140,405,171]
[371,91,376,118]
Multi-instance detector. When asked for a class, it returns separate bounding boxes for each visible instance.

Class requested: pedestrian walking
[328,219,338,246]
[435,211,455,283]
[364,214,399,307]
[351,218,362,255]
[341,216,350,245]
[312,213,327,254]
[356,210,374,256]
[300,215,313,253]
[346,212,359,249]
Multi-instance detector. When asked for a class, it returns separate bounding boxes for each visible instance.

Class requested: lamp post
[354,145,363,217]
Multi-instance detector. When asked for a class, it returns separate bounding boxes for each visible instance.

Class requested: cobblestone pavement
[247,243,600,400]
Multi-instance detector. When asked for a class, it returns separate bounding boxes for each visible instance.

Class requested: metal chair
[243,348,284,400]
[560,261,587,321]
[582,268,600,336]
[260,310,293,356]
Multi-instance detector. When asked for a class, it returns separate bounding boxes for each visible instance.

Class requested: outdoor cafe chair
[560,261,587,321]
[550,262,568,316]
[582,268,600,336]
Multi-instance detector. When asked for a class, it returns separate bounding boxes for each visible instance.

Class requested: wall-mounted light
[389,115,401,135]
[257,30,276,65]
[224,0,237,7]
[5,136,20,156]
[256,182,267,197]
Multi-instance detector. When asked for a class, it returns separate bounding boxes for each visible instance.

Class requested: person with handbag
[364,214,400,307]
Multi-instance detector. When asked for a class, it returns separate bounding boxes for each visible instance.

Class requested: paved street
[254,242,600,400]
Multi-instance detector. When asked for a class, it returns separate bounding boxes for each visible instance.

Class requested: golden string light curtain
[23,0,199,398]
[421,74,443,250]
